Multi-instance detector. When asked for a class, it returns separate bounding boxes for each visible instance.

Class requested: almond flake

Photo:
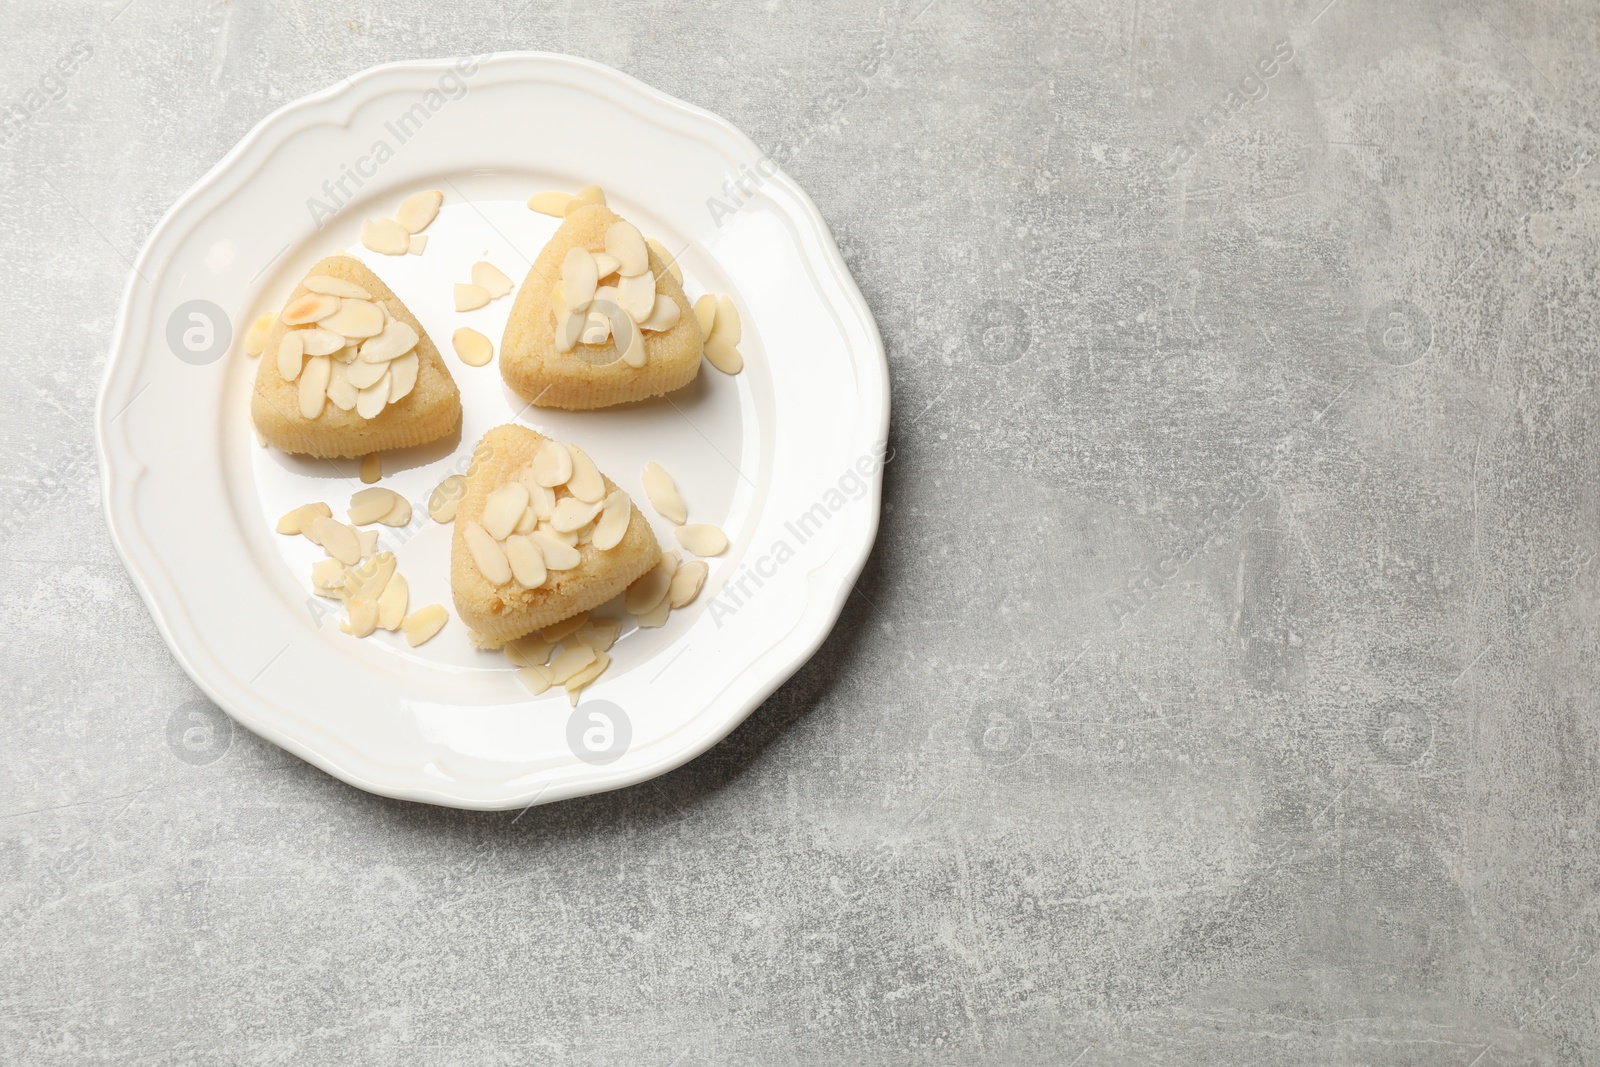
[464,520,512,584]
[605,305,646,368]
[471,261,513,299]
[346,356,388,390]
[388,352,419,402]
[503,533,548,588]
[625,560,674,615]
[574,617,622,652]
[592,490,632,550]
[547,644,597,685]
[402,604,448,646]
[243,312,276,356]
[646,238,682,284]
[277,330,305,382]
[358,528,379,557]
[669,560,709,608]
[704,337,744,375]
[574,185,607,208]
[454,283,491,312]
[408,234,428,255]
[604,220,649,276]
[694,294,717,336]
[639,294,681,333]
[325,364,356,412]
[561,247,598,310]
[378,572,408,630]
[319,298,384,339]
[675,523,728,556]
[361,217,410,255]
[347,597,379,637]
[550,496,602,533]
[452,327,493,367]
[539,521,577,547]
[276,501,331,535]
[313,516,362,565]
[514,505,538,535]
[580,311,611,346]
[299,327,345,356]
[282,292,339,326]
[519,472,556,519]
[379,495,412,527]
[592,252,620,279]
[482,482,530,541]
[346,552,396,601]
[640,462,688,524]
[303,275,370,299]
[616,271,656,320]
[359,319,418,363]
[565,651,610,701]
[566,445,605,503]
[517,663,556,694]
[349,487,402,525]
[356,372,391,419]
[527,191,575,216]
[428,476,465,522]
[553,308,582,353]
[310,557,346,593]
[711,296,742,345]
[532,440,573,487]
[396,190,442,234]
[505,634,554,667]
[635,597,671,628]
[540,612,590,642]
[661,550,681,578]
[299,355,331,418]
[359,454,381,485]
[532,530,581,570]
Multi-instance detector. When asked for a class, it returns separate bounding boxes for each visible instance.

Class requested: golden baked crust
[451,424,661,648]
[250,255,461,458]
[500,205,704,410]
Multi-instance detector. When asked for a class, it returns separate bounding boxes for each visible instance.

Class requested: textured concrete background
[4,0,1599,1063]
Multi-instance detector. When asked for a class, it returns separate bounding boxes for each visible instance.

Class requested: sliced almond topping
[312,516,362,566]
[553,308,582,353]
[694,294,717,336]
[349,487,401,525]
[303,275,370,299]
[540,612,590,643]
[625,560,674,615]
[592,490,632,550]
[517,663,555,694]
[639,294,681,333]
[616,271,656,320]
[550,496,602,533]
[361,217,410,255]
[574,617,621,652]
[561,247,598,309]
[471,261,513,299]
[318,298,384,339]
[310,557,346,594]
[359,454,381,485]
[564,651,610,700]
[358,527,379,558]
[547,644,597,685]
[276,501,331,535]
[377,572,408,631]
[454,283,491,312]
[591,251,620,279]
[635,597,671,628]
[298,355,331,418]
[298,327,345,356]
[527,191,575,216]
[565,445,605,503]
[543,522,577,547]
[396,190,442,234]
[277,330,305,382]
[704,337,744,375]
[243,312,276,356]
[452,327,494,368]
[346,356,388,390]
[359,319,418,363]
[347,597,379,637]
[646,238,682,284]
[580,311,611,346]
[606,305,646,368]
[520,473,556,519]
[482,482,531,541]
[661,550,681,578]
[669,560,709,608]
[356,372,391,419]
[388,352,419,402]
[532,530,581,570]
[532,439,573,487]
[513,504,538,535]
[282,292,339,326]
[345,552,396,601]
[574,185,607,207]
[676,523,728,557]
[503,533,548,588]
[711,296,742,345]
[379,495,412,527]
[604,220,650,276]
[408,234,428,255]
[505,634,554,668]
[428,476,465,522]
[327,361,358,411]
[641,462,687,524]
[464,520,512,584]
[402,604,448,646]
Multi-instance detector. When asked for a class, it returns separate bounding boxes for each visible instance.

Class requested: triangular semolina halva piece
[500,204,704,410]
[252,255,461,458]
[451,424,661,648]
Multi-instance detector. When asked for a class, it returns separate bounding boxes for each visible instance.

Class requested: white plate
[97,53,888,809]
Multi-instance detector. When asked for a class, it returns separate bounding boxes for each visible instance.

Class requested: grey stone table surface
[4,0,1598,1063]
